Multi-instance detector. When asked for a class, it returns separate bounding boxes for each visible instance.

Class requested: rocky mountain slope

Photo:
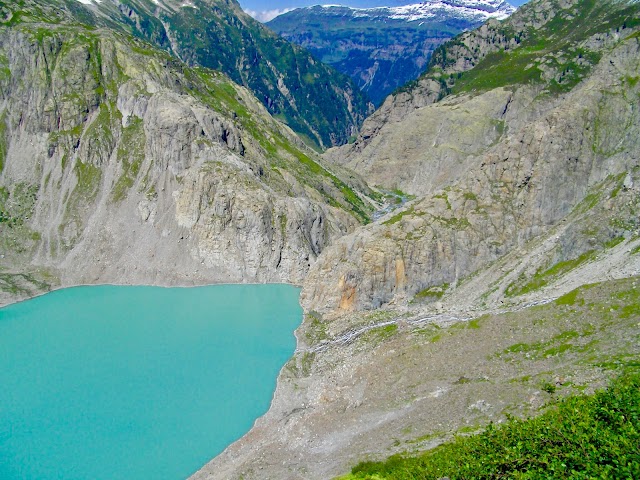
[0,5,376,304]
[311,0,640,314]
[267,0,515,105]
[193,0,640,477]
[3,0,372,149]
[196,275,640,479]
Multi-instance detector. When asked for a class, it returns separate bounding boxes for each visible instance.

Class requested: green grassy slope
[401,0,640,99]
[342,369,640,479]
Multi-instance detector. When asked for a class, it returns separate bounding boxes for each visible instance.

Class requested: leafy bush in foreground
[348,370,640,479]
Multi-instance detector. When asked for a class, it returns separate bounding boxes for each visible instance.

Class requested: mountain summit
[267,0,516,105]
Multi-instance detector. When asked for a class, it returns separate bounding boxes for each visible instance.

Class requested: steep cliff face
[266,1,515,106]
[0,19,373,304]
[0,0,372,149]
[303,0,640,313]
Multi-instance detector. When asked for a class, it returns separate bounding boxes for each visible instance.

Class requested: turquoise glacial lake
[0,284,302,479]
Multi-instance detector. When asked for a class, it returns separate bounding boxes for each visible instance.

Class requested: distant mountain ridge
[267,0,516,105]
[314,0,515,23]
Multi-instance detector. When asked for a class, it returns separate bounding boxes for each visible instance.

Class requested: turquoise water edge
[0,284,302,480]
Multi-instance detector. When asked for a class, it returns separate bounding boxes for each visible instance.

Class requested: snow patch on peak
[313,0,516,23]
[387,1,516,22]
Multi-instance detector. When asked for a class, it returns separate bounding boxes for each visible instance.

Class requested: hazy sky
[241,0,529,23]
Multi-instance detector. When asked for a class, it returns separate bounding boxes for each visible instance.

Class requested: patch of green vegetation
[362,323,399,344]
[84,102,118,153]
[0,183,38,228]
[0,109,6,174]
[547,50,602,94]
[112,117,145,202]
[73,160,102,200]
[305,311,329,345]
[540,380,557,394]
[593,353,640,372]
[388,188,416,201]
[497,326,597,361]
[383,205,415,225]
[278,213,287,238]
[456,425,482,435]
[501,342,534,355]
[609,172,628,198]
[453,376,471,385]
[413,283,449,301]
[579,189,605,212]
[542,342,576,357]
[510,374,532,384]
[604,236,625,249]
[0,183,42,254]
[414,324,443,343]
[300,351,315,377]
[506,250,596,297]
[555,288,581,306]
[0,270,52,296]
[286,350,317,378]
[344,370,640,480]
[619,302,640,319]
[452,49,543,94]
[466,318,483,330]
[462,191,478,202]
[144,183,157,200]
[434,215,471,230]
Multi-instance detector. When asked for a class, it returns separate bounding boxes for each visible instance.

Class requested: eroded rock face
[303,31,640,314]
[0,26,363,301]
[340,88,516,196]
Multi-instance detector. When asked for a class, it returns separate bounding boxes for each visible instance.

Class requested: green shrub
[346,370,640,479]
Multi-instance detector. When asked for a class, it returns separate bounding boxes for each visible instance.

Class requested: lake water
[0,284,302,479]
